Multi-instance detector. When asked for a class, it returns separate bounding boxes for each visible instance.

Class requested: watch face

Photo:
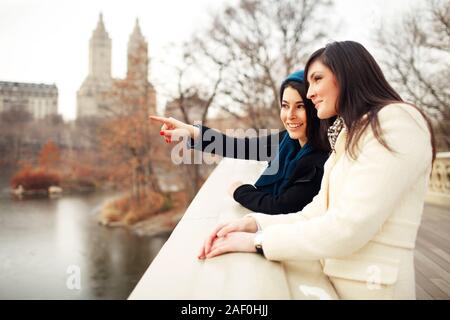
[255,240,264,255]
[254,232,263,250]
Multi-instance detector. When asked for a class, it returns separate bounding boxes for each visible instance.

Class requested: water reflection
[0,191,170,299]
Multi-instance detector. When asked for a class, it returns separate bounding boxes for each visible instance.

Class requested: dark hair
[304,41,436,162]
[280,80,331,152]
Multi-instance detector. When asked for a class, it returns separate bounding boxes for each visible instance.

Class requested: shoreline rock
[131,210,184,237]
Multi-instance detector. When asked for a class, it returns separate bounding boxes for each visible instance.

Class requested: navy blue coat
[189,125,328,214]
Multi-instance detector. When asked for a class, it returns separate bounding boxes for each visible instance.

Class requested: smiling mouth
[286,123,303,129]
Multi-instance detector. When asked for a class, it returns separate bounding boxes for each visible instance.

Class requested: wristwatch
[254,231,264,255]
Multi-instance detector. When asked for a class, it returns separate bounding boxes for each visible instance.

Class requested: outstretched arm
[150,115,283,161]
[188,125,284,161]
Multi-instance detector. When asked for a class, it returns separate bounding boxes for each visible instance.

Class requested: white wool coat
[248,103,433,299]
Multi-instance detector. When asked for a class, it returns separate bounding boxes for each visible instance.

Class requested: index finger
[149,115,172,124]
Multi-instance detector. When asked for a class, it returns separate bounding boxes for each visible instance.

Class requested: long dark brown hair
[280,80,331,152]
[304,41,436,162]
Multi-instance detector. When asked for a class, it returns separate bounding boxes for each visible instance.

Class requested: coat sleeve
[188,125,283,161]
[255,105,433,261]
[244,157,332,227]
[233,165,324,214]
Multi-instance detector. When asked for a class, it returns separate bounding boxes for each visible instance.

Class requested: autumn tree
[99,41,162,204]
[38,140,61,170]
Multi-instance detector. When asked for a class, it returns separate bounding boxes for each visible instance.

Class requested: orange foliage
[60,151,107,191]
[38,140,61,170]
[11,166,60,190]
[101,191,165,225]
[98,75,163,198]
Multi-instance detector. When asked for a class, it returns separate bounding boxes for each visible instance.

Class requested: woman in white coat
[198,41,436,299]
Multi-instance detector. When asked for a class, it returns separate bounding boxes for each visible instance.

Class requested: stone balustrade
[426,152,450,207]
[129,158,338,300]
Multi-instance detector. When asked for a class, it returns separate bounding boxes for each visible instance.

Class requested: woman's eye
[281,104,289,109]
[297,105,305,109]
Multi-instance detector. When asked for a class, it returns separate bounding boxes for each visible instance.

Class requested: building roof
[0,81,57,90]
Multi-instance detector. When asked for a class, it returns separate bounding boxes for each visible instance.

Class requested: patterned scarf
[327,116,345,152]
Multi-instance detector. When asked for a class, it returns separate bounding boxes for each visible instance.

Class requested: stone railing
[129,152,450,300]
[128,158,338,300]
[426,152,450,207]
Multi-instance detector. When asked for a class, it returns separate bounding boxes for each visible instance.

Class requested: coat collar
[333,127,347,159]
[323,128,347,209]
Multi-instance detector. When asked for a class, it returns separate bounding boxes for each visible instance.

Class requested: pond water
[0,188,170,299]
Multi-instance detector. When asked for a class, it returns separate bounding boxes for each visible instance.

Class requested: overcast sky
[0,0,424,120]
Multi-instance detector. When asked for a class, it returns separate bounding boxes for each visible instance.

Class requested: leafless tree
[376,0,450,150]
[162,45,224,200]
[0,109,33,165]
[158,0,335,197]
[192,0,333,129]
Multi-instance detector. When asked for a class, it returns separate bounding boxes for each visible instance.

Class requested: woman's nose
[307,86,314,100]
[288,107,296,118]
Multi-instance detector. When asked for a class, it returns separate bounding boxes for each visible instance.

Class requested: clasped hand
[198,216,259,259]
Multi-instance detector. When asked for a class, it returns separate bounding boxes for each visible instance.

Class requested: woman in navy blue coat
[151,70,331,214]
